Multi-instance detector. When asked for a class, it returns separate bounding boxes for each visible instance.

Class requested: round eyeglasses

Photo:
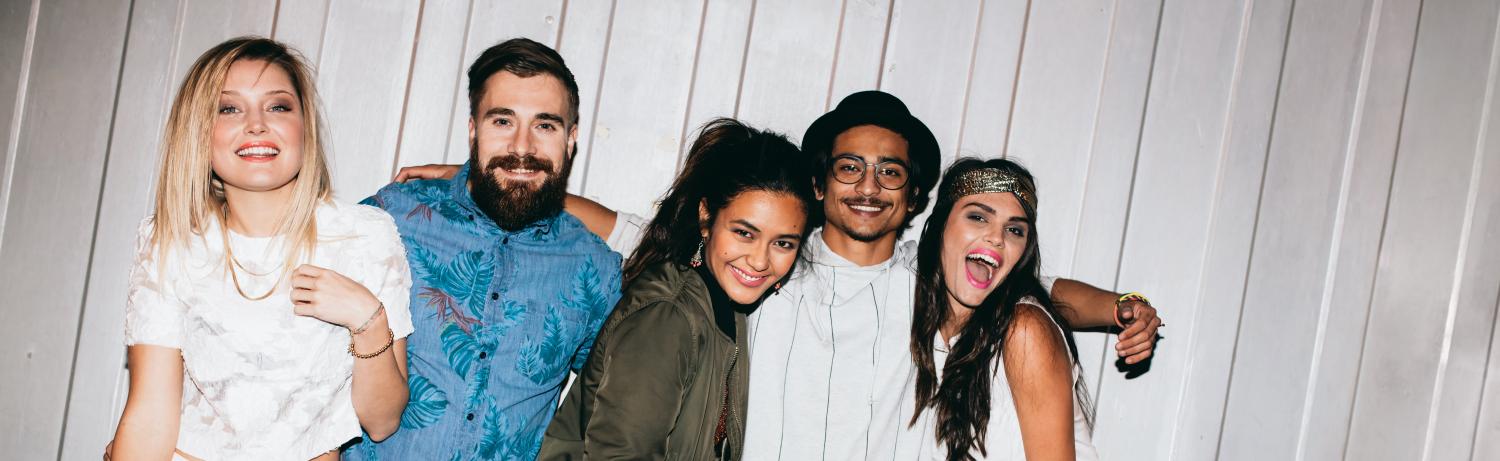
[830,155,910,190]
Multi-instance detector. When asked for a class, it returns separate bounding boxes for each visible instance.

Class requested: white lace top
[124,202,414,461]
[919,298,1099,461]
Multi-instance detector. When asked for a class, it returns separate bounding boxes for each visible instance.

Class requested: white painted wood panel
[5,1,1498,459]
[315,1,421,201]
[674,0,752,171]
[557,0,617,197]
[1293,1,1418,459]
[1169,0,1289,451]
[0,1,131,459]
[824,0,891,113]
[1474,311,1500,460]
[391,0,474,170]
[735,0,841,137]
[1345,0,1500,458]
[0,0,37,256]
[1217,0,1370,459]
[1420,10,1500,458]
[1092,0,1258,458]
[577,1,706,216]
[272,0,330,65]
[1064,0,1163,400]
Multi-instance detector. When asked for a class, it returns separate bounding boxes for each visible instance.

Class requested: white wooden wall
[1,1,1496,460]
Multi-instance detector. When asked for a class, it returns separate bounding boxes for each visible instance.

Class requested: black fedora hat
[801,90,941,194]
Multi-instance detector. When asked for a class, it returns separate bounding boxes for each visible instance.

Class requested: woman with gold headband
[109,37,413,460]
[909,158,1099,460]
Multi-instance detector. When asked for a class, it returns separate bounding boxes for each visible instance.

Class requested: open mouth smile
[964,249,1002,289]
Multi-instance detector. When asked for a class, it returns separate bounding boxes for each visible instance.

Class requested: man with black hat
[735,90,1160,459]
[393,91,1161,459]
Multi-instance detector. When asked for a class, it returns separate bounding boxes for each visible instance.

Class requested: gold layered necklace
[220,207,280,301]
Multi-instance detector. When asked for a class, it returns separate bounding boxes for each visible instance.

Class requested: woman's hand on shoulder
[289,264,381,330]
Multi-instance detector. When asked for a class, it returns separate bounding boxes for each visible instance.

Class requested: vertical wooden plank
[1213,0,1373,459]
[0,0,38,254]
[1128,1,1293,458]
[1420,8,1500,457]
[735,0,841,136]
[391,0,473,171]
[273,0,331,64]
[878,0,981,166]
[440,0,566,165]
[314,1,422,201]
[170,1,276,78]
[824,0,891,112]
[1473,305,1500,460]
[674,0,753,171]
[954,0,1025,160]
[0,1,130,458]
[1089,0,1262,458]
[1295,0,1419,458]
[559,0,619,196]
[1064,0,1164,398]
[1345,0,1500,458]
[576,1,706,216]
[58,1,277,456]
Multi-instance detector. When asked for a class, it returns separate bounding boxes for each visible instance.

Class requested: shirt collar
[802,228,910,270]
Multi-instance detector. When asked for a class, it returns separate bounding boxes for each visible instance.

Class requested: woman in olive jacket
[540,119,819,460]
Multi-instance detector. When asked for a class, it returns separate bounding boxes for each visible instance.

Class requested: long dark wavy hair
[620,118,819,287]
[908,158,1091,460]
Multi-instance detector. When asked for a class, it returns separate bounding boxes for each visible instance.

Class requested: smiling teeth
[967,253,998,267]
[731,266,765,281]
[508,168,536,174]
[236,146,278,156]
[850,205,882,212]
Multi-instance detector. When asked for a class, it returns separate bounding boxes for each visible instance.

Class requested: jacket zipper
[716,346,740,460]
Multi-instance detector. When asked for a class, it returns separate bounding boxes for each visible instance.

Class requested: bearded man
[347,38,622,461]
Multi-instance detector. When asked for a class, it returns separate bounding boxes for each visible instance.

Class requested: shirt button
[467,214,474,221]
[502,236,509,245]
[479,352,488,359]
[490,292,499,301]
[466,413,475,421]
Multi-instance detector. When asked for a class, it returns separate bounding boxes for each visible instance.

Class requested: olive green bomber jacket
[539,262,748,460]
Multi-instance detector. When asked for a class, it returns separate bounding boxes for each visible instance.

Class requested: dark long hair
[908,158,1091,460]
[621,118,819,286]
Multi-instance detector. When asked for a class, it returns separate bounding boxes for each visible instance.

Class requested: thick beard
[469,141,571,231]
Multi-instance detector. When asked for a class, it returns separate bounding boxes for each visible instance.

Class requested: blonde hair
[150,37,331,274]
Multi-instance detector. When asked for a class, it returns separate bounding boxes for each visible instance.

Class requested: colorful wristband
[1114,292,1150,329]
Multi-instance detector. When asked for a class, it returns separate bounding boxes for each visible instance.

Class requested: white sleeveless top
[124,202,414,460]
[918,298,1099,460]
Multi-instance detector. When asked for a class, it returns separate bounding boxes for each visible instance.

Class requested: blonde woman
[109,37,413,460]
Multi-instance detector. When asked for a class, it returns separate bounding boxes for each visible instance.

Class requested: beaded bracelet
[1114,292,1151,329]
[350,329,395,359]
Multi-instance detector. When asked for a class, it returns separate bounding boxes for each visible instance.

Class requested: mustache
[842,196,892,208]
[485,154,554,175]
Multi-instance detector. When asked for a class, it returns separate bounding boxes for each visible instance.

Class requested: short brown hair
[466,38,580,125]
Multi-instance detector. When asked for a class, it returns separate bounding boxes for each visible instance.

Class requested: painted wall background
[1,0,1497,459]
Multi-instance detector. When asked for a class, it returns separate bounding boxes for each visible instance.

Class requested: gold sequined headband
[946,168,1038,210]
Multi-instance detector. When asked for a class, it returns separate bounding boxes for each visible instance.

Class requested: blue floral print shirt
[346,163,622,461]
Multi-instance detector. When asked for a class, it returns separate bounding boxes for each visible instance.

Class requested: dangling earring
[690,239,704,267]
